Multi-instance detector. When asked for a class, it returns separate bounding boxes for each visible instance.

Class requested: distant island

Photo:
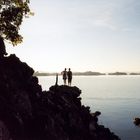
[34,71,140,76]
[72,71,106,76]
[108,72,127,75]
[34,71,57,76]
[108,72,140,75]
[129,72,140,75]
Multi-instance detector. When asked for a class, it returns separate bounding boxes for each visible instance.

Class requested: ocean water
[38,75,140,140]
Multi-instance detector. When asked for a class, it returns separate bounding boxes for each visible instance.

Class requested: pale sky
[6,0,140,72]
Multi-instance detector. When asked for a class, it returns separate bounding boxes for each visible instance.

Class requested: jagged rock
[134,118,140,126]
[0,55,120,140]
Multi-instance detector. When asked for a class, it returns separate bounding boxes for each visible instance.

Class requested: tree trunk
[0,36,7,57]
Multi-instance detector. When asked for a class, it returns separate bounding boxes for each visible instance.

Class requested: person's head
[65,68,66,71]
[69,68,71,71]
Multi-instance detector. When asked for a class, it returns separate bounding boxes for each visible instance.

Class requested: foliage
[0,0,31,45]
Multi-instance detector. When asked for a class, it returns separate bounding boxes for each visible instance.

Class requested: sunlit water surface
[38,75,140,140]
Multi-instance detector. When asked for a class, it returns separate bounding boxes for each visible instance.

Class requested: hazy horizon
[6,0,140,72]
[35,70,140,74]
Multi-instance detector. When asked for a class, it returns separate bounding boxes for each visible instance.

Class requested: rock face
[0,54,120,140]
[134,118,140,126]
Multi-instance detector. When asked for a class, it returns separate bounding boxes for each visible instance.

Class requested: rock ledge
[0,55,120,140]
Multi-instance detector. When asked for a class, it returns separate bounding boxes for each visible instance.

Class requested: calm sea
[38,75,140,140]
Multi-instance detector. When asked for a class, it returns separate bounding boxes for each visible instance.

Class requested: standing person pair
[62,68,72,86]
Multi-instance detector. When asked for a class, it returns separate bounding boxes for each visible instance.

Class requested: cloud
[121,28,134,32]
[91,8,117,30]
[83,2,118,31]
[93,19,117,30]
[85,0,140,31]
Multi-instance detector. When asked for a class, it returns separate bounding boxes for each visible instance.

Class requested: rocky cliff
[0,54,120,140]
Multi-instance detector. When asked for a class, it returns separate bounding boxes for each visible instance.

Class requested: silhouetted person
[62,68,67,85]
[67,68,72,86]
[0,37,7,58]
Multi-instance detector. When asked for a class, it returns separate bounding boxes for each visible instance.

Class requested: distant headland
[34,71,140,76]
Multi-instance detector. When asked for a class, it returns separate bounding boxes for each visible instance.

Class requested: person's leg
[70,79,72,86]
[68,79,70,86]
[64,79,67,85]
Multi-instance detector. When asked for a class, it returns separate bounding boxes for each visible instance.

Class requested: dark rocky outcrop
[0,54,120,140]
[134,118,140,126]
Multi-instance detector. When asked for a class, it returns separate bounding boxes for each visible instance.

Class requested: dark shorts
[68,78,72,83]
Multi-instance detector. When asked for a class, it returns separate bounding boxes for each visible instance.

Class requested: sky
[6,0,140,72]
